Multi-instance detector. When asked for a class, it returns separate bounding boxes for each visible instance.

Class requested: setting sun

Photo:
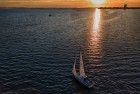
[91,0,105,5]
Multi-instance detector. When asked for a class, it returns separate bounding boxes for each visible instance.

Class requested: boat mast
[79,52,86,77]
[124,1,127,9]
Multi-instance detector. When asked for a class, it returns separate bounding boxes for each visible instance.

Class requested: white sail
[72,59,77,76]
[79,52,86,77]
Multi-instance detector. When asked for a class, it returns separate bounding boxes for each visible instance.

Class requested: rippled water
[0,9,140,94]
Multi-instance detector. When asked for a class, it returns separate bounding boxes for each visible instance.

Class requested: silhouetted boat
[72,52,93,88]
[49,14,52,16]
[124,4,127,9]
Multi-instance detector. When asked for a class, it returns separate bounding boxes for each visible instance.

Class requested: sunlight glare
[93,8,101,32]
[91,0,105,4]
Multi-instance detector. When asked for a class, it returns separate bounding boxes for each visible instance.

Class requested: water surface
[0,9,140,94]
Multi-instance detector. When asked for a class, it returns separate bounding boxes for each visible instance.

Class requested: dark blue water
[0,9,140,94]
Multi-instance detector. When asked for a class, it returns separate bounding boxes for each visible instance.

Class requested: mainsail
[72,59,77,76]
[79,52,86,77]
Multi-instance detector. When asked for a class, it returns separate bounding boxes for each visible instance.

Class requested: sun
[91,0,105,4]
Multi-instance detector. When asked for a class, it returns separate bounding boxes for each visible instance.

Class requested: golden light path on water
[93,9,101,32]
[90,8,101,49]
[86,8,102,69]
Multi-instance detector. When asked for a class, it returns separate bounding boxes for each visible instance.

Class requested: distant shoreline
[98,7,140,9]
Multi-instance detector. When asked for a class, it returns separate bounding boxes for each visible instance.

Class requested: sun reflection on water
[93,8,101,33]
[85,8,102,69]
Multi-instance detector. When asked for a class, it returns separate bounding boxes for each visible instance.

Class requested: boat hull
[73,74,93,88]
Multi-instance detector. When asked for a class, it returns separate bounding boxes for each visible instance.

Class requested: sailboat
[72,52,93,88]
[124,3,127,9]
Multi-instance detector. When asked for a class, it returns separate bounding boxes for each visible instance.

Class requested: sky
[0,0,139,8]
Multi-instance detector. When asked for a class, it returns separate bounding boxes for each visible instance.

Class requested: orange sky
[0,0,139,8]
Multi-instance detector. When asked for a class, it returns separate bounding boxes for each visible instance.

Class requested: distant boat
[72,52,93,88]
[124,4,127,9]
[49,14,52,16]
